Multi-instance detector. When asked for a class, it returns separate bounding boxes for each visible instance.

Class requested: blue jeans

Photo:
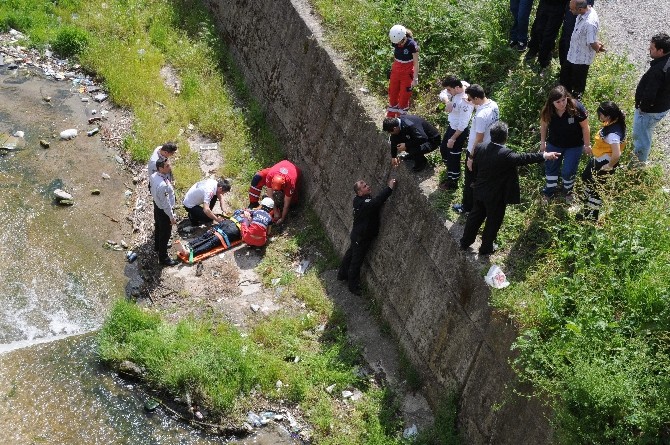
[543,143,583,197]
[633,108,669,162]
[510,0,534,43]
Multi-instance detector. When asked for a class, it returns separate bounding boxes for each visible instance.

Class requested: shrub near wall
[312,0,670,442]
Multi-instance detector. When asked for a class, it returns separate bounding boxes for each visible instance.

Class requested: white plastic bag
[485,265,510,289]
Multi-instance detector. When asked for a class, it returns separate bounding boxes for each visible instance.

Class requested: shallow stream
[0,67,294,444]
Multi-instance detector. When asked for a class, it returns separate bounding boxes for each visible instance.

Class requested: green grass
[310,0,670,442]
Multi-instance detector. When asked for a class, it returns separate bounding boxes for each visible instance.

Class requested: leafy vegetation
[311,0,670,442]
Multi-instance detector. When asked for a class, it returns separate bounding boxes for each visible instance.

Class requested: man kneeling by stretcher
[177,197,274,262]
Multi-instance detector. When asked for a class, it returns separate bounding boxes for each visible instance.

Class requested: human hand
[584,145,593,156]
[543,152,560,161]
[411,78,418,87]
[447,139,455,149]
[391,158,400,168]
[387,178,397,189]
[466,158,473,171]
[396,143,406,152]
[170,218,177,225]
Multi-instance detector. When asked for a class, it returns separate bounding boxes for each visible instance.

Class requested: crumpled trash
[484,265,510,289]
[403,424,418,439]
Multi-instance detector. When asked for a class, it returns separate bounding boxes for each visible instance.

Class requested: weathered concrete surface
[204,0,551,442]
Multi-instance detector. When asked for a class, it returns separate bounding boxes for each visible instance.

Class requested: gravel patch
[597,0,670,166]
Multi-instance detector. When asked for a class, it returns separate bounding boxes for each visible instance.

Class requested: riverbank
[1,2,440,442]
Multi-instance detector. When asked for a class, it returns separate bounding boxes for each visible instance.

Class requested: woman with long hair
[539,85,590,202]
[578,101,626,220]
[386,24,419,118]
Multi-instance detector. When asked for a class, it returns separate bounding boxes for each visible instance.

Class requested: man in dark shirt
[338,178,397,295]
[460,122,559,255]
[383,115,441,172]
[633,33,670,163]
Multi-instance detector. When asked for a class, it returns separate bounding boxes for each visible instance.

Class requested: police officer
[150,159,178,266]
[338,178,397,295]
[382,115,441,172]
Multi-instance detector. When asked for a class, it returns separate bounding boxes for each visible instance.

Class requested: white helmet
[260,197,275,210]
[389,25,407,44]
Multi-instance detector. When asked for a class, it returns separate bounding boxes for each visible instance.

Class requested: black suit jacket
[471,142,545,205]
[389,115,441,158]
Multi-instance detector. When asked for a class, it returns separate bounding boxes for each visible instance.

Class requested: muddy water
[0,68,295,444]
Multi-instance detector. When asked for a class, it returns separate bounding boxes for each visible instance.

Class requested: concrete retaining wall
[205,0,551,442]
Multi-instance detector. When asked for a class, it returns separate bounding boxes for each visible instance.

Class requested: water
[0,68,296,444]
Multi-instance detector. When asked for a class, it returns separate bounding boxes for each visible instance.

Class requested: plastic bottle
[87,127,99,137]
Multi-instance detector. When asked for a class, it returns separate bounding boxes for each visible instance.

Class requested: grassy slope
[0,0,456,443]
[311,0,670,442]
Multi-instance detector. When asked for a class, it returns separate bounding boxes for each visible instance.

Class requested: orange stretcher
[175,223,244,264]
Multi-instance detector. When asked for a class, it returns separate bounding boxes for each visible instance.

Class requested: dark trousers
[407,135,441,165]
[461,166,475,212]
[580,158,614,220]
[460,196,507,253]
[338,238,372,292]
[189,220,241,256]
[153,202,172,261]
[509,0,534,43]
[559,61,590,98]
[526,0,565,67]
[185,195,218,225]
[440,126,469,183]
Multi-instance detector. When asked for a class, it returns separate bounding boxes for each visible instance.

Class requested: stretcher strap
[214,227,230,248]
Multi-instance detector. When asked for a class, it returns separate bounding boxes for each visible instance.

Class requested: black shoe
[459,243,469,251]
[348,287,362,296]
[516,41,527,52]
[478,243,499,255]
[525,49,538,61]
[412,159,428,172]
[509,40,518,48]
[159,257,179,266]
[337,274,348,281]
[452,203,469,214]
[439,180,458,190]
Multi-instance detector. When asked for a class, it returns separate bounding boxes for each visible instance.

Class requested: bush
[51,25,90,58]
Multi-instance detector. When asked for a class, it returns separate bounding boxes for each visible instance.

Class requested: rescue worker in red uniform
[387,24,419,118]
[248,160,301,224]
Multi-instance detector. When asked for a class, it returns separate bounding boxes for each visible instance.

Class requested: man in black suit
[460,121,560,255]
[383,115,441,172]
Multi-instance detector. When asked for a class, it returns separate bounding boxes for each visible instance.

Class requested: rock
[403,424,418,439]
[342,390,353,399]
[39,139,50,148]
[91,189,101,195]
[101,173,111,179]
[53,189,73,200]
[118,360,143,378]
[144,398,160,412]
[115,155,124,165]
[250,304,260,312]
[13,131,24,138]
[350,389,363,401]
[325,384,336,394]
[59,129,78,140]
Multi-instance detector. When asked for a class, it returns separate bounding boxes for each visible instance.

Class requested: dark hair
[464,84,485,100]
[217,178,231,192]
[382,118,400,132]
[161,142,177,153]
[651,33,670,54]
[540,85,579,123]
[155,159,168,170]
[597,101,627,138]
[574,0,588,9]
[489,121,509,144]
[441,75,462,89]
